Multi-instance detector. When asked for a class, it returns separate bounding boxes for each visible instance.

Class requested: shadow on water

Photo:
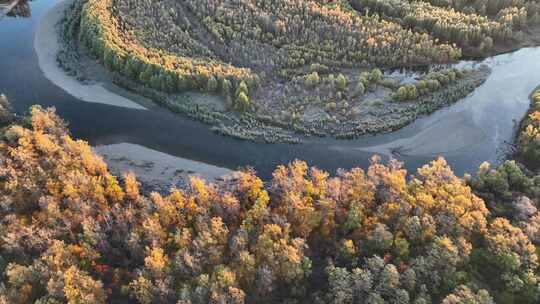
[0,0,538,179]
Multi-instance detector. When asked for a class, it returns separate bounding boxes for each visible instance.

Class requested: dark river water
[1,0,539,179]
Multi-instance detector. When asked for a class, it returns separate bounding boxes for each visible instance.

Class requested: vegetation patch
[352,0,540,56]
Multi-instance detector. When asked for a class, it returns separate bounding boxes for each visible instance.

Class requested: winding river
[1,0,539,179]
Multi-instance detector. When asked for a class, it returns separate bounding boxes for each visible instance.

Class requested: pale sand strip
[34,0,146,110]
[94,143,232,190]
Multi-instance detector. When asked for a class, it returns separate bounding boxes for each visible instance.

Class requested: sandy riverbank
[34,0,146,110]
[94,143,232,192]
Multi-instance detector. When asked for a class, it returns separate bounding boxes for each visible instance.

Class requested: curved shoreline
[64,0,494,144]
[34,0,146,110]
[34,0,234,186]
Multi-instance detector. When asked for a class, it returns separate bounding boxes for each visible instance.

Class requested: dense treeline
[517,88,540,170]
[78,0,259,100]
[421,0,540,21]
[180,0,459,68]
[0,99,540,303]
[76,0,461,106]
[351,0,514,48]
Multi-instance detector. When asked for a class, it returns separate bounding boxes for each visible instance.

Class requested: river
[1,0,539,179]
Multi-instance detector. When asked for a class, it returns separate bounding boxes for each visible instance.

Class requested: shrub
[370,68,383,83]
[235,91,251,112]
[394,84,418,101]
[305,72,321,88]
[336,74,348,91]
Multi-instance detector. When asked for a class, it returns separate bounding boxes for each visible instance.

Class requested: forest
[0,85,539,304]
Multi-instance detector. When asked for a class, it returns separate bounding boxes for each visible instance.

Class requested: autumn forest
[1,0,540,303]
[0,85,538,303]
